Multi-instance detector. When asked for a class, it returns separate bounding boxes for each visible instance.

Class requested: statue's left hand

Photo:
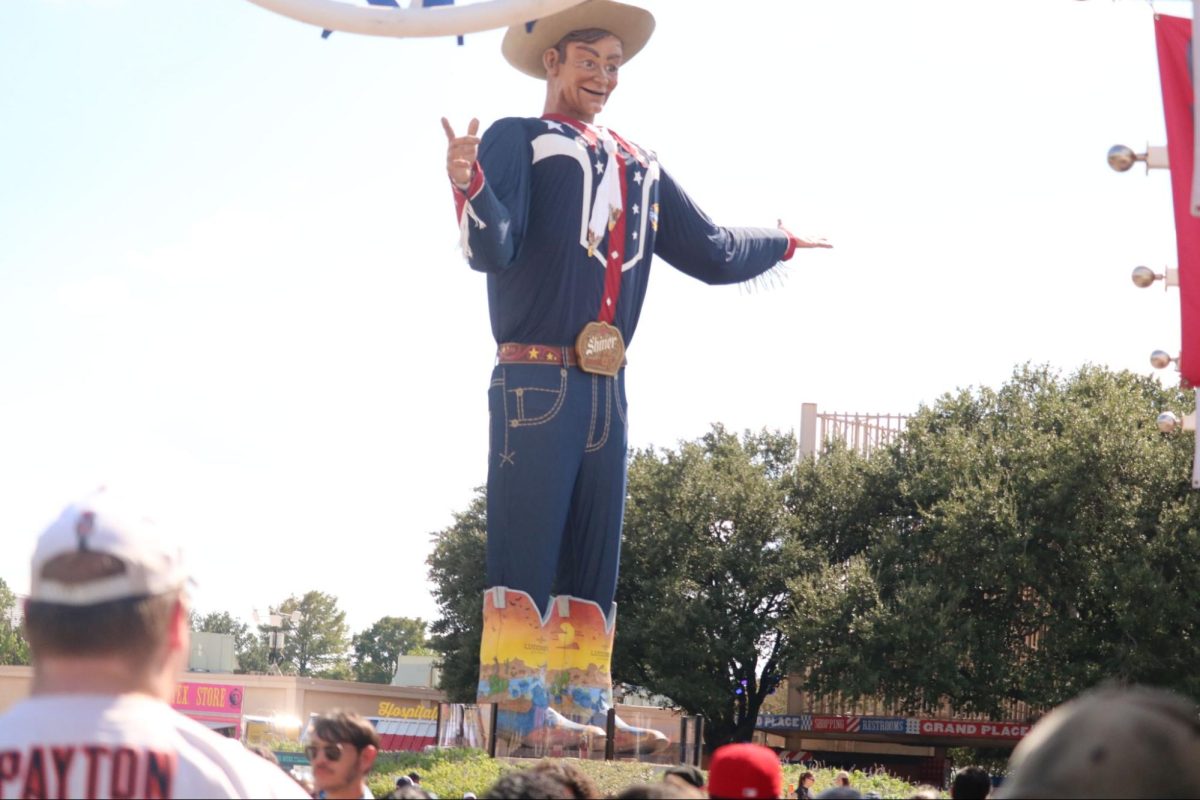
[779,219,832,249]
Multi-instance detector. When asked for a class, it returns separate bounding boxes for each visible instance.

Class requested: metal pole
[605,708,616,761]
[488,703,498,759]
[435,702,443,748]
[693,716,704,767]
[679,716,689,765]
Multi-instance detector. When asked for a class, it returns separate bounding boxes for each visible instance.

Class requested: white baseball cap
[30,488,190,606]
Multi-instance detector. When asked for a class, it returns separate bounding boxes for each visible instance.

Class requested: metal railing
[799,403,910,459]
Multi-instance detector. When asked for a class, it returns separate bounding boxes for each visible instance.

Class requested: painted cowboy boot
[545,594,670,755]
[477,587,606,752]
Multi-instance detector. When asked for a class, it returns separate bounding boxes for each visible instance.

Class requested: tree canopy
[614,425,807,749]
[352,616,429,684]
[788,364,1200,716]
[427,490,488,702]
[273,591,351,678]
[0,578,29,667]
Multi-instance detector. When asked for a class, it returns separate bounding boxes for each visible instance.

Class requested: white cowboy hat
[501,0,656,80]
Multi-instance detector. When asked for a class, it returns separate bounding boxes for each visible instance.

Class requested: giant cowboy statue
[442,0,831,754]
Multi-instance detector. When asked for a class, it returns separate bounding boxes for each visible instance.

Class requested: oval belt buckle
[575,321,625,377]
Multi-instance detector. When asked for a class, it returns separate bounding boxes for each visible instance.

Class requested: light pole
[254,607,302,675]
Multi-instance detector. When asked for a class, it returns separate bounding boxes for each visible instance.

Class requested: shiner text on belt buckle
[575,321,625,377]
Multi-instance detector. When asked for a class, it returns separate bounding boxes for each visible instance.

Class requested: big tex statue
[442,0,831,754]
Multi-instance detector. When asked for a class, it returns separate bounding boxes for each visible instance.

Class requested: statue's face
[544,35,624,122]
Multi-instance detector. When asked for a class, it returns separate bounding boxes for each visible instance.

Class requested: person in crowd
[664,764,705,792]
[836,771,853,788]
[482,768,575,799]
[706,742,783,799]
[996,684,1200,798]
[530,759,600,799]
[910,787,940,800]
[0,488,308,799]
[305,710,379,800]
[616,781,705,799]
[951,766,991,799]
[795,770,816,799]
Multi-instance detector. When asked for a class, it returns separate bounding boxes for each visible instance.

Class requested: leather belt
[497,343,576,366]
[496,342,627,369]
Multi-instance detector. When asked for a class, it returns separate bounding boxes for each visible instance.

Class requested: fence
[798,403,910,459]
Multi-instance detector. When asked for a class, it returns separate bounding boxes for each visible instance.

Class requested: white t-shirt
[0,694,311,799]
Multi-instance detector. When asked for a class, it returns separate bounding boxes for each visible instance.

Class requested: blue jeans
[486,362,629,617]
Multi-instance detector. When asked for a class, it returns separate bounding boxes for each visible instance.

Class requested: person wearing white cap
[441,0,832,755]
[0,488,309,799]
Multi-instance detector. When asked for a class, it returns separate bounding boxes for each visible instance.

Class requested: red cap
[708,743,783,799]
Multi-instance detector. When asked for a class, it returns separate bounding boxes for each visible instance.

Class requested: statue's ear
[543,47,560,75]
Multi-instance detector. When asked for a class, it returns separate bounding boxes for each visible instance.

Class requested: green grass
[368,749,944,798]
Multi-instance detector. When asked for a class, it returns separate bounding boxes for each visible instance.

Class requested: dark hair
[484,769,573,799]
[800,771,815,781]
[950,766,991,800]
[310,709,381,752]
[554,27,622,59]
[663,765,705,789]
[25,573,179,665]
[618,782,704,800]
[530,760,599,799]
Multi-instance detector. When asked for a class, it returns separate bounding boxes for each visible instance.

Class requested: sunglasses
[304,742,346,762]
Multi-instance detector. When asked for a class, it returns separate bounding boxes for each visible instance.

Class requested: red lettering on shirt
[143,751,174,800]
[48,749,73,800]
[81,746,108,800]
[21,747,46,800]
[0,751,21,798]
[109,748,137,800]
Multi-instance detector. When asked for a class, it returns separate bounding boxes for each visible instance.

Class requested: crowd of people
[2,492,1199,799]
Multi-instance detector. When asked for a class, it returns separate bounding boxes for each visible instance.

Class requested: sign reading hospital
[377,702,438,720]
[172,681,244,714]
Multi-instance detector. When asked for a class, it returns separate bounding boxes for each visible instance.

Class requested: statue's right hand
[442,117,480,190]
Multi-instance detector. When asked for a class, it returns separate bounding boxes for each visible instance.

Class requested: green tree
[272,591,350,677]
[0,578,29,666]
[427,489,488,701]
[352,616,429,684]
[788,364,1200,715]
[614,425,807,751]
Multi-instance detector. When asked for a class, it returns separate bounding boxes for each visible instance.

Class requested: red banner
[172,681,244,714]
[1156,14,1200,386]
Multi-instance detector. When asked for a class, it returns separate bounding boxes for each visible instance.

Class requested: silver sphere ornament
[1108,144,1137,172]
[1157,411,1180,433]
[1131,266,1158,288]
[1151,350,1175,369]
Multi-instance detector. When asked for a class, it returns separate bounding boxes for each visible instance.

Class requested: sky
[0,0,1191,635]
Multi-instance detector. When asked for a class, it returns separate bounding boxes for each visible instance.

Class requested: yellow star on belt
[529,347,540,359]
[545,351,557,361]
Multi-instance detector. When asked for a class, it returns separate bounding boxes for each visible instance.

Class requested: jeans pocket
[507,366,569,428]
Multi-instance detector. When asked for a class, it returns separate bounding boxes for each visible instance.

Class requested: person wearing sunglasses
[305,710,380,800]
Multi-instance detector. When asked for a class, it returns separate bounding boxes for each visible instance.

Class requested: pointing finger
[441,117,456,142]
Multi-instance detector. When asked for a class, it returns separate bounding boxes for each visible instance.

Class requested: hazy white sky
[0,0,1189,634]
